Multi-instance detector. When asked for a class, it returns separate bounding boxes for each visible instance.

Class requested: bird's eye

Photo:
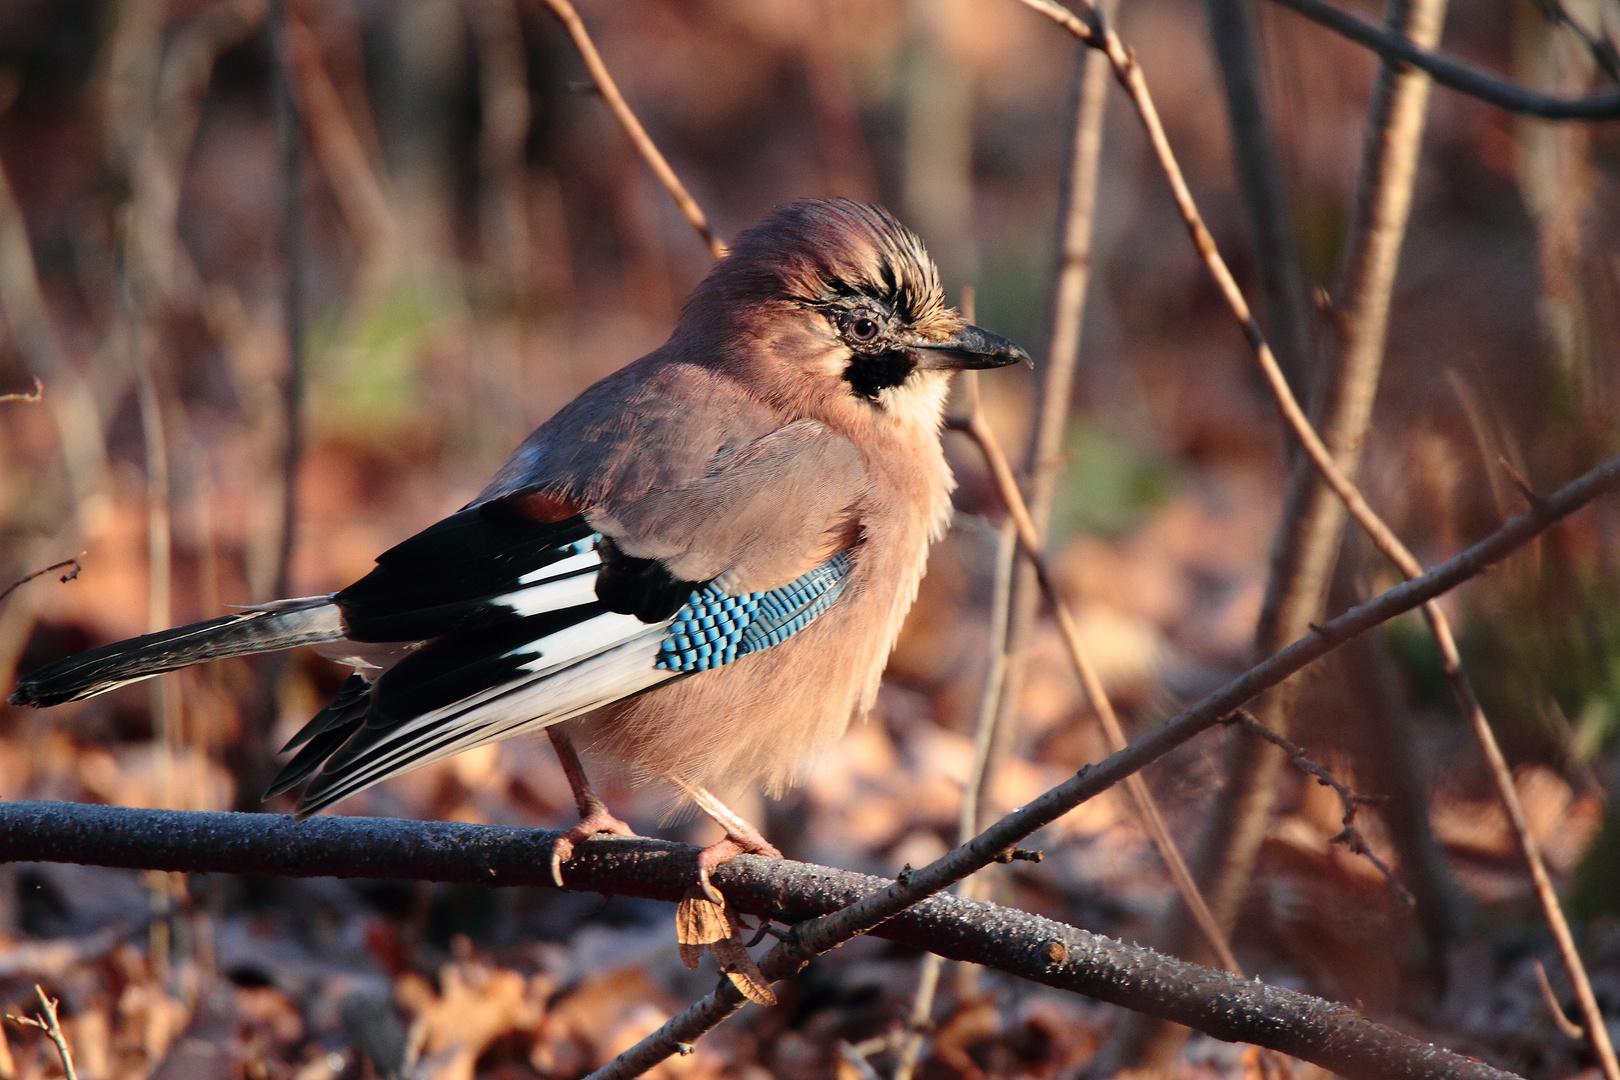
[845,311,882,344]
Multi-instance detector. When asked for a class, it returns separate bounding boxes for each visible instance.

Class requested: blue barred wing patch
[656,550,855,673]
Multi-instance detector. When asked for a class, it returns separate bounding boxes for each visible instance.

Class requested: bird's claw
[694,834,783,904]
[549,844,570,889]
[550,806,639,888]
[698,865,725,905]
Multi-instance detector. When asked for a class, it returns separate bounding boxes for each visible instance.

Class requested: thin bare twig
[8,986,79,1080]
[960,521,1019,861]
[1263,0,1620,119]
[1533,958,1587,1040]
[985,7,1115,857]
[1136,0,1455,1056]
[1331,558,1466,956]
[895,515,1016,1080]
[0,377,42,403]
[1526,0,1620,82]
[899,29,1114,1064]
[268,0,305,603]
[1228,710,1412,903]
[1133,0,1450,1065]
[1204,0,1316,394]
[0,558,83,609]
[947,408,1243,977]
[537,0,727,259]
[838,1041,885,1080]
[1013,5,1620,1077]
[0,801,1525,1080]
[1432,603,1620,1079]
[286,13,398,300]
[1007,0,1426,601]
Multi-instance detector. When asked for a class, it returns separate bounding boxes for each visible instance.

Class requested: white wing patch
[295,576,680,812]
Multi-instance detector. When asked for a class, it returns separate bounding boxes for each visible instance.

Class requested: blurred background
[0,0,1617,1076]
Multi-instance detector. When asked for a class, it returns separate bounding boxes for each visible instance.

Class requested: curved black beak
[906,324,1032,371]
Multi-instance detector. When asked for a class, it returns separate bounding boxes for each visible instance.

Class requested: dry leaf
[398,957,547,1080]
[674,887,777,1004]
[710,936,777,1006]
[534,969,686,1074]
[676,889,733,946]
[676,887,734,971]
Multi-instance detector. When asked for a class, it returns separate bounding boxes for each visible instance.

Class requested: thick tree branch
[0,801,1517,1080]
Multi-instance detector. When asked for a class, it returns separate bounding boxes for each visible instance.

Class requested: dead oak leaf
[674,888,776,1007]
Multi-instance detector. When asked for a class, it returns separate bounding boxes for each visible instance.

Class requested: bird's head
[678,199,1029,429]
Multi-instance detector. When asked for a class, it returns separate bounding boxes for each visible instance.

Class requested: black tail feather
[9,598,343,708]
[265,673,374,801]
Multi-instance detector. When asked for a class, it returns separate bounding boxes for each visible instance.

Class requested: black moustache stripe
[844,349,917,402]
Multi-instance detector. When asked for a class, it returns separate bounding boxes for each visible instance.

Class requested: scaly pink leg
[547,729,638,887]
[667,776,782,903]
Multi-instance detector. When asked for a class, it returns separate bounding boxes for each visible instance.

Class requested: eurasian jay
[10,199,1029,891]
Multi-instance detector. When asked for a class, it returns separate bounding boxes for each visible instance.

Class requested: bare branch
[7,986,79,1080]
[1229,710,1412,904]
[267,0,305,604]
[0,558,83,609]
[538,0,727,259]
[1533,959,1587,1040]
[1266,0,1620,118]
[0,800,1524,1080]
[1498,456,1541,507]
[948,407,1243,976]
[983,0,1116,903]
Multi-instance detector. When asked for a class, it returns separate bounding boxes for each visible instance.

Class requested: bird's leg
[666,775,783,903]
[547,728,638,887]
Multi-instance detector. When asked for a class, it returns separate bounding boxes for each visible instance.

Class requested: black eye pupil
[852,318,876,341]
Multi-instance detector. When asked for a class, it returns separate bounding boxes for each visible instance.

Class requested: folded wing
[275,411,871,814]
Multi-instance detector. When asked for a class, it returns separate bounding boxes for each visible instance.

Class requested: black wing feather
[269,494,718,810]
[370,605,609,724]
[594,537,703,622]
[336,506,596,642]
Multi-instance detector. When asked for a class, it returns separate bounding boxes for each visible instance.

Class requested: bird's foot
[550,806,639,888]
[695,831,782,905]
